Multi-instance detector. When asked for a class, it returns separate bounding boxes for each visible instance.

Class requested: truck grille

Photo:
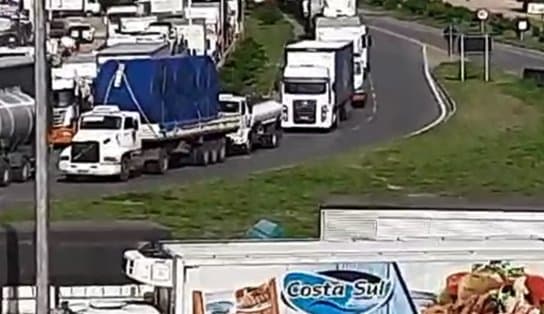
[293,100,316,124]
[71,141,99,163]
[52,111,64,127]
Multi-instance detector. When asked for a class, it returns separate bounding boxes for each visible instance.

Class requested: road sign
[476,8,489,21]
[457,35,492,54]
[516,17,530,32]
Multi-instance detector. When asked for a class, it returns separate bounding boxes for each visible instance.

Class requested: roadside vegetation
[219,3,293,95]
[361,0,544,52]
[4,62,544,238]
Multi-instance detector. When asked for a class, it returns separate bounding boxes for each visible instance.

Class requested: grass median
[4,62,544,238]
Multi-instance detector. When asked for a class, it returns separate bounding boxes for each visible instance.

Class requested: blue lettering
[286,281,347,299]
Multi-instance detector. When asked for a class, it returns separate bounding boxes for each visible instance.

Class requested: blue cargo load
[93,55,220,131]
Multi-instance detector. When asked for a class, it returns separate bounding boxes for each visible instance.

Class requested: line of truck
[0,0,372,185]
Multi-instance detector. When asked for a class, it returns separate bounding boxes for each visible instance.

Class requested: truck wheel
[195,147,210,166]
[339,105,348,121]
[0,164,11,187]
[210,146,218,164]
[330,111,339,131]
[265,132,280,148]
[118,156,130,181]
[218,141,227,163]
[13,160,31,182]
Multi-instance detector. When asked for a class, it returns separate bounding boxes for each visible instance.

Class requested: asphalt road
[363,12,544,74]
[0,29,441,210]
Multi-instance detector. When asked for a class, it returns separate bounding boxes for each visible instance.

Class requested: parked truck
[315,16,371,107]
[0,56,36,187]
[57,55,241,181]
[120,234,544,314]
[0,87,35,186]
[281,40,353,130]
[219,93,282,154]
[49,54,96,148]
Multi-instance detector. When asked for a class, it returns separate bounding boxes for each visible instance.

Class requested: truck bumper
[58,161,122,176]
[48,127,75,148]
[352,91,367,108]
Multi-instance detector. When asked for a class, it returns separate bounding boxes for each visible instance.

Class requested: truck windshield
[284,81,326,95]
[54,90,74,108]
[80,116,122,129]
[219,101,239,113]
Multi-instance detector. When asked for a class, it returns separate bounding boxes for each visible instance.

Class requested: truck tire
[195,147,210,166]
[118,156,130,182]
[339,104,348,121]
[0,163,11,187]
[264,131,280,148]
[218,140,227,163]
[210,145,218,164]
[145,151,169,174]
[13,159,31,182]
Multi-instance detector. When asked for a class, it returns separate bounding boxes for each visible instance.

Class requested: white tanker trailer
[0,87,35,187]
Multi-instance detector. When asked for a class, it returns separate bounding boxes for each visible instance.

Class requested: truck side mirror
[367,35,373,47]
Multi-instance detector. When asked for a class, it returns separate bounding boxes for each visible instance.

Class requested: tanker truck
[0,87,35,187]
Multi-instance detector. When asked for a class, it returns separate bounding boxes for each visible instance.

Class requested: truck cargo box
[93,55,220,132]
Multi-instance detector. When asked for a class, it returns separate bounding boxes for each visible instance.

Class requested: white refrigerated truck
[281,40,354,130]
[121,236,544,314]
[315,16,371,107]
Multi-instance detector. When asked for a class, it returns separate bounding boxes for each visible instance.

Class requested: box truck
[57,55,241,181]
[121,236,544,314]
[315,16,372,107]
[281,40,353,130]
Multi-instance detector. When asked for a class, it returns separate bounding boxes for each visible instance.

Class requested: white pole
[484,34,490,82]
[460,34,465,82]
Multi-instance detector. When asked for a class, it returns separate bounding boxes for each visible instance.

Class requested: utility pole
[34,0,50,312]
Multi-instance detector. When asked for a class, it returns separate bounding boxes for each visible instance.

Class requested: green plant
[383,0,400,10]
[220,37,268,94]
[425,1,447,19]
[254,2,283,25]
[402,0,428,15]
[532,26,541,38]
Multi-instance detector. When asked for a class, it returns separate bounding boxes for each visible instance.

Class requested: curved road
[0,29,441,209]
[363,12,544,74]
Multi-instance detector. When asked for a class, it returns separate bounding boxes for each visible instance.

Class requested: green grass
[246,12,293,94]
[4,63,544,238]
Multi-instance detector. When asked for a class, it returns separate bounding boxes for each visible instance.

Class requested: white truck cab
[281,40,354,130]
[219,93,282,153]
[58,105,143,180]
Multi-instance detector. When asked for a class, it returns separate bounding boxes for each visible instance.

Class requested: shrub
[254,2,283,25]
[533,26,541,38]
[402,0,428,15]
[220,37,269,94]
[383,0,400,10]
[425,1,447,19]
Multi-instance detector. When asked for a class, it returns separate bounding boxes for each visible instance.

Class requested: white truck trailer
[121,236,544,314]
[46,0,101,17]
[219,93,283,154]
[315,16,372,107]
[281,40,353,130]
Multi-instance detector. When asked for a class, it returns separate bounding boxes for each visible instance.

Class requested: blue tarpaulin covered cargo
[93,55,220,131]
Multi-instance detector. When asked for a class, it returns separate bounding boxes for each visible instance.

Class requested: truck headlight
[282,105,288,121]
[321,105,328,122]
[103,157,118,163]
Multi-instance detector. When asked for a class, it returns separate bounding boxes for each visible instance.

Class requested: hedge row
[219,3,284,94]
[364,0,544,41]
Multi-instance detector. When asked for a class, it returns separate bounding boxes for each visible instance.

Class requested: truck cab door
[122,117,137,148]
